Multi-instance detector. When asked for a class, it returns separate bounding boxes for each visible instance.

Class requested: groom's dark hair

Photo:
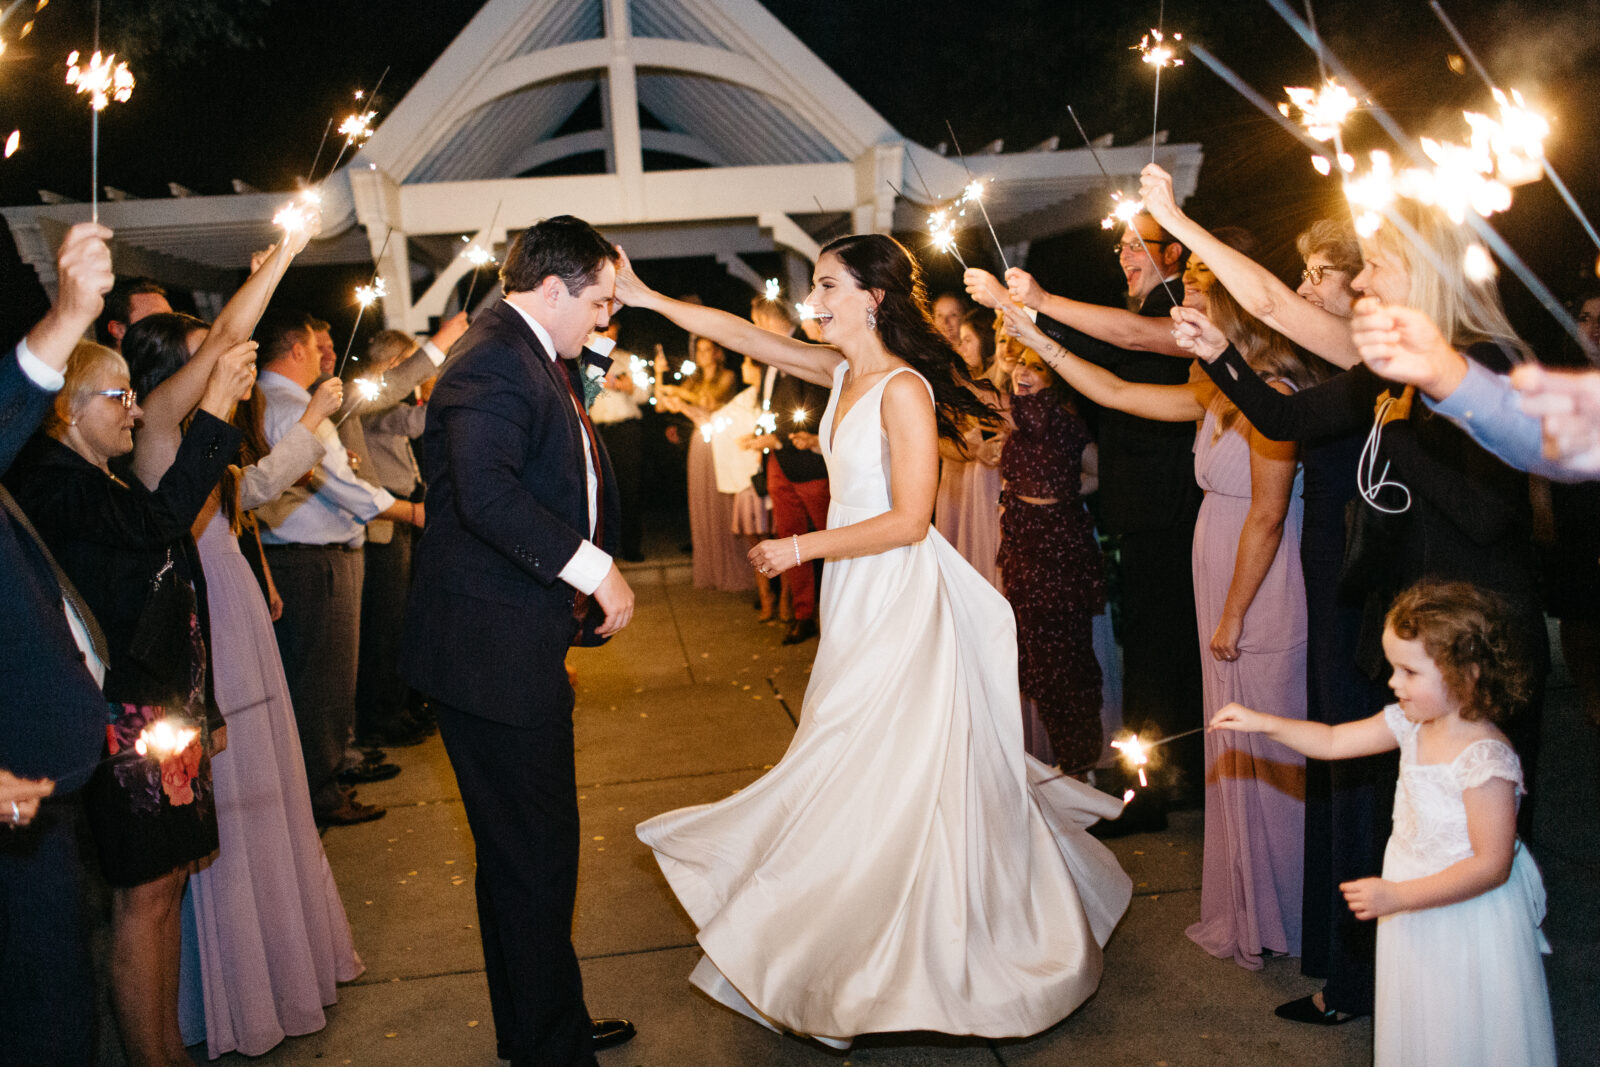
[500,215,619,297]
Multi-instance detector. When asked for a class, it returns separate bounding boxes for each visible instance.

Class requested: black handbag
[126,547,199,685]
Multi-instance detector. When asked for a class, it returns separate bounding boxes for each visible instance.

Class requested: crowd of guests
[0,220,469,1064]
[5,158,1597,1064]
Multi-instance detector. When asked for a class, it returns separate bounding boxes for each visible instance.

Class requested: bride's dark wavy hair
[821,233,1003,444]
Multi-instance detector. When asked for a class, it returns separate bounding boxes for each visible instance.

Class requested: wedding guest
[96,276,172,351]
[1002,239,1326,971]
[345,315,467,749]
[719,355,777,619]
[932,290,968,347]
[254,310,421,827]
[0,222,117,1067]
[997,349,1104,771]
[748,298,830,644]
[970,212,1205,816]
[935,307,1007,587]
[660,337,747,591]
[590,321,651,562]
[7,337,252,1067]
[122,293,366,1056]
[1139,166,1396,1023]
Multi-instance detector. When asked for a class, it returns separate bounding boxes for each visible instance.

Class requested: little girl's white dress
[1373,704,1556,1067]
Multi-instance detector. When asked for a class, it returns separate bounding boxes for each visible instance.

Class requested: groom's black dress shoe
[591,1018,636,1050]
[781,618,818,645]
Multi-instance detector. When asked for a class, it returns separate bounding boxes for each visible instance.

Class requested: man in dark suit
[1,221,118,1065]
[401,216,636,1067]
[970,213,1204,822]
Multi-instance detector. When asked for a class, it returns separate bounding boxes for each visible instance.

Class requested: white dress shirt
[503,300,612,595]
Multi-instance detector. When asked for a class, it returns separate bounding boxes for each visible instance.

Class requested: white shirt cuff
[15,339,64,391]
[422,339,446,366]
[559,539,613,596]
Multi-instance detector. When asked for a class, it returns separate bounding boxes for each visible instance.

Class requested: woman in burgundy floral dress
[997,349,1106,771]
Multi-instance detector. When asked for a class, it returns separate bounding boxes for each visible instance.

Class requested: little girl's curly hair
[1385,580,1533,723]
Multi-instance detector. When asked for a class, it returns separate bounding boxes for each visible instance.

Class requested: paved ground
[93,556,1597,1065]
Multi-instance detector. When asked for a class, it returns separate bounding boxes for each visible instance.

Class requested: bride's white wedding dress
[636,362,1132,1045]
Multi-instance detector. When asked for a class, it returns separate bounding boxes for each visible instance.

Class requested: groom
[402,216,636,1066]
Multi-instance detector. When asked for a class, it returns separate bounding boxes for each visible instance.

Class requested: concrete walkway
[171,559,1593,1066]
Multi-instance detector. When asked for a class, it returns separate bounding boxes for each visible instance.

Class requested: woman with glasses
[4,338,254,1067]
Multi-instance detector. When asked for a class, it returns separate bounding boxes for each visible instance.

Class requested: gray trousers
[265,543,364,816]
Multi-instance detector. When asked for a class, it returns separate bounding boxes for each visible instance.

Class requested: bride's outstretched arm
[614,249,841,387]
[749,374,937,574]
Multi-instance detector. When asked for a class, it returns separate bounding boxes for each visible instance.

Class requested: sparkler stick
[1136,1,1183,166]
[305,117,333,187]
[1259,0,1586,353]
[460,200,504,313]
[1065,105,1179,306]
[336,227,393,378]
[1428,0,1599,252]
[905,147,939,203]
[940,121,1010,270]
[65,16,134,225]
[320,67,390,183]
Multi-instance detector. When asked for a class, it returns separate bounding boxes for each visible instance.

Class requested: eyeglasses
[1112,238,1174,258]
[94,388,138,410]
[1300,264,1345,286]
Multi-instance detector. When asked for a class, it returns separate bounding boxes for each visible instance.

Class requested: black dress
[6,411,240,887]
[997,393,1106,771]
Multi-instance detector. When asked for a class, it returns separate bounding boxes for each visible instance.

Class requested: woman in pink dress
[660,338,747,591]
[935,308,1009,588]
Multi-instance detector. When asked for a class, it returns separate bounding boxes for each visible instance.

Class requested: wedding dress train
[637,363,1131,1045]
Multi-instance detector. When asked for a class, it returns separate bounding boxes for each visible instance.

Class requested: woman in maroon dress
[997,349,1105,771]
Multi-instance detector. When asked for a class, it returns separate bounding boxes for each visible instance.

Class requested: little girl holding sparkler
[1210,580,1556,1067]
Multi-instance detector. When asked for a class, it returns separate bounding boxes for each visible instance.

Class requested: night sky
[0,0,1595,360]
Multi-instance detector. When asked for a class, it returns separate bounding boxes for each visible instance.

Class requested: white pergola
[3,0,1203,331]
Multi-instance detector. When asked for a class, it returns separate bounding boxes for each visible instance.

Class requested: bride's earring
[865,304,878,331]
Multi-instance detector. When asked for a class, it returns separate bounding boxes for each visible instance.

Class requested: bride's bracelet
[792,535,801,568]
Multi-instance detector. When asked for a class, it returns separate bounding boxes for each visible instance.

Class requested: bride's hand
[749,536,803,578]
[612,247,656,309]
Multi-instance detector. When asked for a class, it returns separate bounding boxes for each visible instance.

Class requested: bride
[620,234,1132,1048]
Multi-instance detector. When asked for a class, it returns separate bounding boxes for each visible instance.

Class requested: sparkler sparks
[1463,243,1496,282]
[4,130,17,158]
[1279,80,1359,142]
[791,408,808,426]
[354,277,388,309]
[764,278,782,302]
[928,209,968,269]
[1109,733,1152,788]
[65,50,134,110]
[679,360,697,379]
[1135,28,1183,68]
[339,110,377,146]
[353,377,383,403]
[754,409,778,436]
[134,720,197,760]
[794,303,817,321]
[1101,192,1145,231]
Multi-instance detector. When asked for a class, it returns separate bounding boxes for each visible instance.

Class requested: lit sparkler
[957,178,1010,272]
[273,188,323,237]
[334,375,387,427]
[4,129,17,158]
[1463,243,1496,282]
[928,209,968,269]
[754,409,778,436]
[679,360,698,379]
[354,277,388,309]
[1134,27,1183,69]
[794,302,817,321]
[459,200,503,314]
[134,720,197,760]
[763,277,782,302]
[1101,192,1145,231]
[65,48,134,223]
[1279,79,1359,142]
[791,408,808,426]
[339,110,376,146]
[1109,733,1152,788]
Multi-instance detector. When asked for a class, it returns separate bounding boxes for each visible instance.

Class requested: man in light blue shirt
[254,308,421,826]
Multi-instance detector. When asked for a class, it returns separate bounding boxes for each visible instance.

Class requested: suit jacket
[1038,283,1201,535]
[0,349,110,792]
[768,371,830,484]
[401,301,621,727]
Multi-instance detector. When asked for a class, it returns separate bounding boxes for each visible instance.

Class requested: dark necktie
[556,358,606,626]
[0,483,111,667]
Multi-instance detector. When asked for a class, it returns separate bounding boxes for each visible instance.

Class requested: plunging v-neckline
[828,367,900,453]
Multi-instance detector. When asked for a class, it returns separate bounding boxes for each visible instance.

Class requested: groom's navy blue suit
[403,299,620,1067]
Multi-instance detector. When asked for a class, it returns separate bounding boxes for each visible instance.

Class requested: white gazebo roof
[3,0,1203,331]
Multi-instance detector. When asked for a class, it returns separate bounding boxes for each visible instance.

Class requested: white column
[604,0,644,217]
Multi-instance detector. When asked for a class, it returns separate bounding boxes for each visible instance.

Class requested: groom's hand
[593,564,635,637]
